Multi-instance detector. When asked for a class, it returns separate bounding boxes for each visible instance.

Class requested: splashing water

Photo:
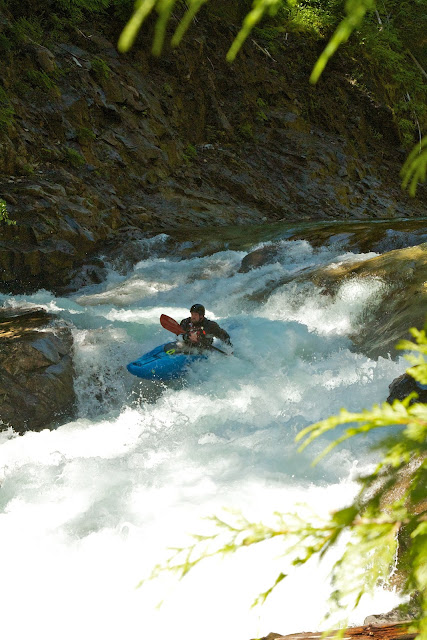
[0,231,405,640]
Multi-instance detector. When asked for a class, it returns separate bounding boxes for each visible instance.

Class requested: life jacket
[188,321,207,342]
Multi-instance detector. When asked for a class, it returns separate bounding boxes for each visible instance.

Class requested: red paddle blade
[160,314,186,335]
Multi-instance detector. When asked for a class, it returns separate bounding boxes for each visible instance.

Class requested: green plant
[64,147,85,168]
[141,325,427,638]
[11,16,44,44]
[401,136,427,197]
[183,143,197,163]
[0,199,16,225]
[21,163,36,175]
[256,98,269,122]
[25,70,61,97]
[91,57,111,81]
[77,127,96,145]
[238,122,254,140]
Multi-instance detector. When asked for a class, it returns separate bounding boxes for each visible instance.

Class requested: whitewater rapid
[0,231,406,640]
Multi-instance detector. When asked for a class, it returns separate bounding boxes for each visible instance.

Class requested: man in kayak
[180,304,232,351]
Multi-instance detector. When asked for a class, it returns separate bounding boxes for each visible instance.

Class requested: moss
[238,122,254,140]
[77,127,96,145]
[26,70,61,98]
[10,16,44,44]
[183,143,197,164]
[64,147,85,168]
[91,57,111,81]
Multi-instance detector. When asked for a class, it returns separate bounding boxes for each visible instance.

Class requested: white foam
[0,234,406,640]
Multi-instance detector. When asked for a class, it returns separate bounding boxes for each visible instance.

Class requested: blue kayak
[127,341,207,381]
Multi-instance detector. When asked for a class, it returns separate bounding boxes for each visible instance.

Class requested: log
[259,623,417,640]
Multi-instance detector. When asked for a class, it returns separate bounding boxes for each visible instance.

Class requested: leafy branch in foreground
[140,326,427,638]
[400,137,427,198]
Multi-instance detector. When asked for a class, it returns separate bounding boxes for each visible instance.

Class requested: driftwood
[260,623,417,640]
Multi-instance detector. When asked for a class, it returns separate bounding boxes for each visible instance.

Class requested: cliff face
[0,8,425,293]
[0,307,75,432]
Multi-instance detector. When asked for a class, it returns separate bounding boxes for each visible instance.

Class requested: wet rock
[364,594,422,626]
[387,371,427,404]
[239,244,282,272]
[34,45,57,74]
[0,307,76,433]
[305,243,427,359]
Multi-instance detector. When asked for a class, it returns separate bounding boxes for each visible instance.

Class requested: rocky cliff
[0,306,75,431]
[0,6,425,293]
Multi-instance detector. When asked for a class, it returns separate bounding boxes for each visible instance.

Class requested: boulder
[0,307,76,433]
[306,243,427,359]
[239,244,282,273]
[387,370,427,404]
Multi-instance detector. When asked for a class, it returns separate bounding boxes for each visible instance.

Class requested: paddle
[160,314,229,356]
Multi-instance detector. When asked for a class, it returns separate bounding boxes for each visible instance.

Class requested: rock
[387,371,427,404]
[364,596,421,626]
[239,244,282,272]
[34,45,57,74]
[305,243,427,359]
[0,307,76,433]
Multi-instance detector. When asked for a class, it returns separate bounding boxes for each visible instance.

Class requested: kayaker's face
[190,312,203,323]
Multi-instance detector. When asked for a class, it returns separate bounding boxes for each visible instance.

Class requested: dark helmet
[190,303,205,316]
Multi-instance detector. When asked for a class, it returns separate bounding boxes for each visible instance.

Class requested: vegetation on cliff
[1,0,424,195]
[116,0,427,189]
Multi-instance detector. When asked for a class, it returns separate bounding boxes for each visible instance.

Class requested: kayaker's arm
[204,320,232,347]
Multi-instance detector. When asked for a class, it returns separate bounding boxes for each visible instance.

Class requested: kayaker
[180,304,232,350]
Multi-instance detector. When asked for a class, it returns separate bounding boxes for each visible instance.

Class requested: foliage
[10,16,44,43]
[239,122,255,140]
[141,326,427,638]
[26,70,61,97]
[77,127,97,145]
[401,137,427,197]
[0,199,16,226]
[183,143,198,163]
[64,147,86,167]
[91,57,111,80]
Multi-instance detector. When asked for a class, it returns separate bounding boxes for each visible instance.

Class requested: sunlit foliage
[401,137,427,197]
[0,199,16,225]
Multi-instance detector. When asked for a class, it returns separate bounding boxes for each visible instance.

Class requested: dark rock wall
[0,9,426,292]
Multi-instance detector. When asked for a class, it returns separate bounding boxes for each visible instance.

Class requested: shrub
[0,199,16,225]
[64,147,85,168]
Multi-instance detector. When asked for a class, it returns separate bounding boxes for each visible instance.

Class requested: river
[0,223,407,640]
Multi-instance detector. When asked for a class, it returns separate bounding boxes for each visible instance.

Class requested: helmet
[190,304,205,316]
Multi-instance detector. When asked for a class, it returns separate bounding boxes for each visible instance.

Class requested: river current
[0,226,407,640]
